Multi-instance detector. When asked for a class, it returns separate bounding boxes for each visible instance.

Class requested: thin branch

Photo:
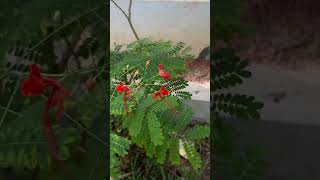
[63,112,108,146]
[0,141,47,146]
[119,172,134,179]
[110,0,129,19]
[0,81,20,129]
[0,104,22,117]
[9,66,102,77]
[0,7,99,80]
[111,0,140,40]
[128,0,133,19]
[63,36,81,69]
[40,95,107,147]
[93,11,108,28]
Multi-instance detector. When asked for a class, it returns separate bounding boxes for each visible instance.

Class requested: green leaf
[128,110,144,137]
[110,133,130,157]
[185,126,210,141]
[182,140,202,170]
[168,139,180,165]
[147,112,164,146]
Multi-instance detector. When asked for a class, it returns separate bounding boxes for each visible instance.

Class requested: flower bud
[146,59,151,69]
[85,79,96,90]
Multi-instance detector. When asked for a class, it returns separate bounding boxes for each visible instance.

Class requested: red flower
[20,64,70,176]
[116,82,130,95]
[153,85,176,113]
[116,82,131,114]
[158,64,170,80]
[153,85,170,99]
[20,64,47,96]
[21,64,70,123]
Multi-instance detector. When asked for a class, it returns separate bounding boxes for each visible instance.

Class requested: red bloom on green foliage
[116,82,130,95]
[158,64,170,80]
[21,64,70,122]
[153,85,176,113]
[20,64,70,176]
[20,64,47,96]
[153,85,170,99]
[116,82,131,114]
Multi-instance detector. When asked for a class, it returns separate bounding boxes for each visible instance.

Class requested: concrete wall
[110,0,210,55]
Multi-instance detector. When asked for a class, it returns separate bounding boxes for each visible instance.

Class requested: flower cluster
[116,82,131,114]
[116,61,176,114]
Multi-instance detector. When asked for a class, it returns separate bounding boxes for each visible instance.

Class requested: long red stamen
[43,99,69,178]
[160,96,177,113]
[123,94,129,114]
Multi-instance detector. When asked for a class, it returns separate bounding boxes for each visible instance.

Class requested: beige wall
[110,0,210,55]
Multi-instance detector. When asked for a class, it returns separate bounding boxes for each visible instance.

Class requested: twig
[93,11,108,28]
[40,95,107,147]
[0,81,20,129]
[9,66,102,78]
[0,104,22,117]
[63,112,107,146]
[63,36,81,69]
[119,172,134,179]
[0,7,99,80]
[111,0,140,40]
[0,141,47,146]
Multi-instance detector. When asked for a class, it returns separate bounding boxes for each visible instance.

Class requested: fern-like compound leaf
[181,139,202,170]
[147,112,164,146]
[185,125,210,141]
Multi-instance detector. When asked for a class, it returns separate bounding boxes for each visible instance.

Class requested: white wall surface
[110,0,210,55]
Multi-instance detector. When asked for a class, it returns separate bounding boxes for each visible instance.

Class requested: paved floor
[221,64,320,179]
[220,64,320,126]
[226,118,320,180]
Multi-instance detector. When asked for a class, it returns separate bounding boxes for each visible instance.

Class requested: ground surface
[222,2,320,179]
[224,63,320,126]
[226,118,320,180]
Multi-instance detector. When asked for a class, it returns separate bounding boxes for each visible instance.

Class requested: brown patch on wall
[230,0,320,70]
[184,59,210,82]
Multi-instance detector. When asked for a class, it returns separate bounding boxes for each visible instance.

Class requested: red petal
[158,64,170,80]
[21,77,46,96]
[160,86,170,96]
[116,82,125,92]
[116,82,130,94]
[30,64,41,77]
[159,70,170,80]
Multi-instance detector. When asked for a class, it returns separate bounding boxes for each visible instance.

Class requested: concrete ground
[221,64,320,126]
[184,81,210,122]
[226,118,320,180]
[223,64,320,179]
